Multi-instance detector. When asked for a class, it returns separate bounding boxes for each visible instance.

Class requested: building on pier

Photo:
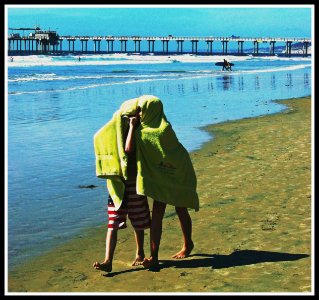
[8,26,60,54]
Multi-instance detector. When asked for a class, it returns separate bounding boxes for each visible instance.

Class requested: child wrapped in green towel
[93,102,151,273]
[134,95,199,269]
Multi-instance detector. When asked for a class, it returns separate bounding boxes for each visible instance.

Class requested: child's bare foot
[132,254,145,266]
[142,257,159,269]
[93,260,112,272]
[172,242,194,259]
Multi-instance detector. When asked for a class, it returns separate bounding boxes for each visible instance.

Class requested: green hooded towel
[94,97,139,210]
[94,95,199,212]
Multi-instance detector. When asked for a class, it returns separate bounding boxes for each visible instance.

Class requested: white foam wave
[231,64,310,75]
[7,53,310,68]
[8,72,196,83]
[9,74,213,95]
[8,73,165,82]
[251,56,312,62]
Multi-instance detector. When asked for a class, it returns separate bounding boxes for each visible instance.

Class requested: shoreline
[7,96,312,293]
[7,53,312,68]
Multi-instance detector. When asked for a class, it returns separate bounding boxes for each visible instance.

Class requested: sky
[6,5,312,39]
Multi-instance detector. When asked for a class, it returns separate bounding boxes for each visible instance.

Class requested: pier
[7,28,311,57]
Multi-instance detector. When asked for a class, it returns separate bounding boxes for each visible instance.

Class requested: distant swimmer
[10,56,13,62]
[78,56,81,62]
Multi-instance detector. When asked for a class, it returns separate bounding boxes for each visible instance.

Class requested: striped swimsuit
[107,179,151,230]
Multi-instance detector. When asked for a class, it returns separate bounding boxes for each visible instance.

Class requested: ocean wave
[8,73,161,82]
[7,53,311,68]
[234,64,311,74]
[8,75,211,95]
[8,72,193,83]
[8,64,311,96]
[8,63,310,84]
[111,70,134,73]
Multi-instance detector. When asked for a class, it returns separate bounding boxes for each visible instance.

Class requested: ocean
[6,53,312,270]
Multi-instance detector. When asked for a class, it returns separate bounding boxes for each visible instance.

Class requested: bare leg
[172,207,194,259]
[93,229,117,272]
[143,200,166,268]
[132,229,145,266]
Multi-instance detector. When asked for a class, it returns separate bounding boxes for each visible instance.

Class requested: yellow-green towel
[135,95,199,211]
[93,97,139,210]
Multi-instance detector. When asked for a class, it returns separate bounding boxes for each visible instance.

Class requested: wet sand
[8,96,312,293]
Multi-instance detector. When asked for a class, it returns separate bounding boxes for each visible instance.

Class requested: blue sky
[7,5,312,38]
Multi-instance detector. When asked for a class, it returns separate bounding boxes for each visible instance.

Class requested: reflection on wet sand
[285,73,293,87]
[238,76,244,91]
[116,71,309,99]
[304,73,309,88]
[271,74,276,90]
[255,76,260,90]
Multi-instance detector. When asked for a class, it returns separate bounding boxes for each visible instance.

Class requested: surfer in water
[222,59,232,71]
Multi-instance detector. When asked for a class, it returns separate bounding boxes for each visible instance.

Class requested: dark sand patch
[8,97,312,293]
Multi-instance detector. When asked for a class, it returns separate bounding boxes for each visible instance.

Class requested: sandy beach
[8,96,312,294]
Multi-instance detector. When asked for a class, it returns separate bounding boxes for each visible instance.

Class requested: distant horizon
[6,5,313,39]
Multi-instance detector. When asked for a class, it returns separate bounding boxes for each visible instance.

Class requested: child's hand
[129,116,138,127]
